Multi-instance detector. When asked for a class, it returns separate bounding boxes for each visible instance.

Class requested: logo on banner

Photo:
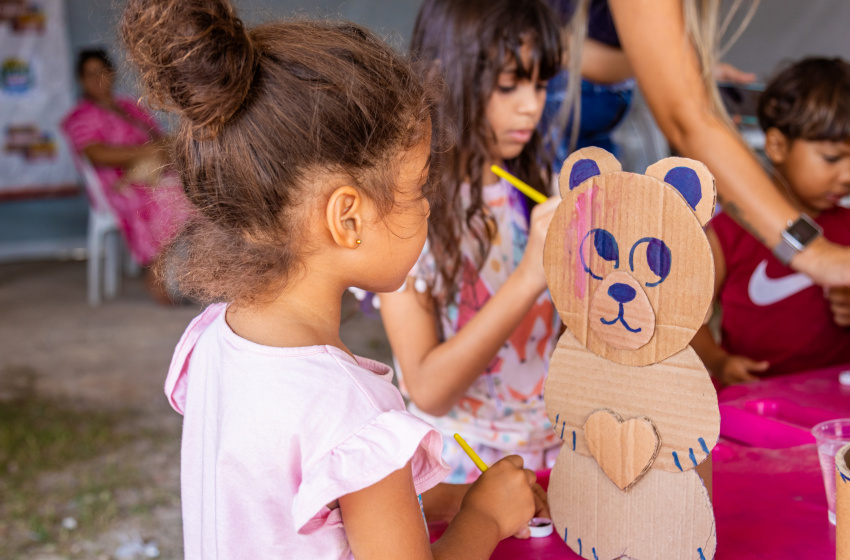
[1,58,33,93]
[4,124,56,161]
[0,0,46,33]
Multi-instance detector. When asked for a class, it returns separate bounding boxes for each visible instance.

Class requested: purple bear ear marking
[569,158,601,190]
[663,166,702,210]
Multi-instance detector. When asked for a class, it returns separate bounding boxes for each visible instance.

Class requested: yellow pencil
[490,165,549,204]
[454,433,489,472]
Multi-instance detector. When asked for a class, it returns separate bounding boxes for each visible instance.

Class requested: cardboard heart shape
[584,409,661,490]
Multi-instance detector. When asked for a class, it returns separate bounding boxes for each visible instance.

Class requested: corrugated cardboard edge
[836,442,850,559]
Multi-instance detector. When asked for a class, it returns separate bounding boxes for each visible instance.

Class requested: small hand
[826,286,850,327]
[512,482,550,540]
[517,196,562,294]
[462,455,536,541]
[532,482,549,519]
[717,354,768,385]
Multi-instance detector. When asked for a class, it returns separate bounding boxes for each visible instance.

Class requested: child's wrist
[706,352,730,379]
[454,502,503,541]
[512,261,546,297]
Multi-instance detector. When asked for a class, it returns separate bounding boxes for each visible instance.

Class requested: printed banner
[0,0,76,198]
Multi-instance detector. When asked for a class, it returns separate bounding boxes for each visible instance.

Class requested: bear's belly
[545,330,720,474]
[549,448,716,560]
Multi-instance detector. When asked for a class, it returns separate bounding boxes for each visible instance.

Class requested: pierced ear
[326,186,363,249]
[559,147,622,197]
[645,157,716,227]
[764,128,789,166]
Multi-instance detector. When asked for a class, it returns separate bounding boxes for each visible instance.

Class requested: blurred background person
[62,48,189,304]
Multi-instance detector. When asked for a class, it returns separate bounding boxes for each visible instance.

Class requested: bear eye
[628,237,671,287]
[580,228,619,280]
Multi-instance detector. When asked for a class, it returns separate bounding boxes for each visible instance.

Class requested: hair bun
[120,0,257,137]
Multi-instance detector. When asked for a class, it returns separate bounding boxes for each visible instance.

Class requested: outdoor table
[429,363,850,559]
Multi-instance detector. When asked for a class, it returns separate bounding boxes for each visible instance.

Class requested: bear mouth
[599,304,642,333]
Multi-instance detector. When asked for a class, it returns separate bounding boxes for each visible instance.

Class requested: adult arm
[608,0,850,286]
[379,197,560,416]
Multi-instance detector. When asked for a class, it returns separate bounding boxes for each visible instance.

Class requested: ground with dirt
[0,260,393,559]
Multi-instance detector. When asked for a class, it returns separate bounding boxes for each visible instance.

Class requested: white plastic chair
[72,153,139,305]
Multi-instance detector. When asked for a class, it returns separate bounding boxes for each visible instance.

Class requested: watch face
[787,216,821,245]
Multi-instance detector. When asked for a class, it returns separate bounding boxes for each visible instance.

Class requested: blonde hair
[561,0,760,150]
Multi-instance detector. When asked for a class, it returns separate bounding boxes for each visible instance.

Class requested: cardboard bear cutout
[543,147,720,559]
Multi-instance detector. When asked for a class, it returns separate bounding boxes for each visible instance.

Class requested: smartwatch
[772,213,822,266]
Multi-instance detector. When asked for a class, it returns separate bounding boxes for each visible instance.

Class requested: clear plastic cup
[812,419,850,525]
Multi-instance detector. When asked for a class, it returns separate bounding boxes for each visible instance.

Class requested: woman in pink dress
[62,48,188,302]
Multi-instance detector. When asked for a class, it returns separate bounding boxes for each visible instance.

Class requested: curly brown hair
[120,0,434,305]
[758,57,850,142]
[410,0,562,310]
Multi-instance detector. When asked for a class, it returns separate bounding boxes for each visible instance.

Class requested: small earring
[356,239,362,245]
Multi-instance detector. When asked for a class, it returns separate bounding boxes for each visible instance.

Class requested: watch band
[772,214,822,266]
[773,231,801,266]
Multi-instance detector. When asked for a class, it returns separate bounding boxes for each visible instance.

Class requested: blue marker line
[561,422,565,439]
[593,547,598,560]
[689,448,698,467]
[698,437,709,455]
[672,451,683,471]
[698,547,706,560]
[555,413,560,425]
[842,471,850,484]
[564,528,568,543]
[572,430,576,451]
[578,538,582,556]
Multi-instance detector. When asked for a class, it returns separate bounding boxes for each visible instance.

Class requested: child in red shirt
[692,57,850,385]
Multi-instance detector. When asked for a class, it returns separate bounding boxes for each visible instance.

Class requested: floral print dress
[401,178,562,482]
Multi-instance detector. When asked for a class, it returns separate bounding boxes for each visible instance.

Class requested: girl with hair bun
[121,0,544,557]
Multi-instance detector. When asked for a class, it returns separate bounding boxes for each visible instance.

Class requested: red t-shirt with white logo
[711,208,850,376]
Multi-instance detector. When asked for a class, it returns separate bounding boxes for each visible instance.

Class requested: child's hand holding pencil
[453,434,550,540]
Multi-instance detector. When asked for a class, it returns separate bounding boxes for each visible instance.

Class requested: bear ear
[558,147,622,198]
[645,157,716,227]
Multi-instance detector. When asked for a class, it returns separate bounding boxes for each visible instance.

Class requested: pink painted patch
[569,185,598,301]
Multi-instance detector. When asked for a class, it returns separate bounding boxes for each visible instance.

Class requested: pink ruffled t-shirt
[166,303,449,559]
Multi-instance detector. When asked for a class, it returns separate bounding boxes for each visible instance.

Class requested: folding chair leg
[124,245,141,277]
[104,230,120,299]
[88,217,102,306]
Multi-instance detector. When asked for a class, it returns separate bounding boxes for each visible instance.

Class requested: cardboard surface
[543,170,715,367]
[559,147,622,198]
[549,448,716,560]
[543,148,719,559]
[546,330,719,473]
[584,409,660,490]
[588,270,655,350]
[837,443,850,560]
[645,157,716,227]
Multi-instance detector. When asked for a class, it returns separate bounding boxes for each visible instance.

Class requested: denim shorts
[541,70,635,169]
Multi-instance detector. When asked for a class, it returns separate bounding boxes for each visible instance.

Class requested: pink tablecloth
[429,364,850,559]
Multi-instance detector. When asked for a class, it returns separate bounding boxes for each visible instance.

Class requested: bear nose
[608,283,636,304]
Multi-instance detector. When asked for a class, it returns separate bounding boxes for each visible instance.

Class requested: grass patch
[0,391,178,559]
[0,399,136,479]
